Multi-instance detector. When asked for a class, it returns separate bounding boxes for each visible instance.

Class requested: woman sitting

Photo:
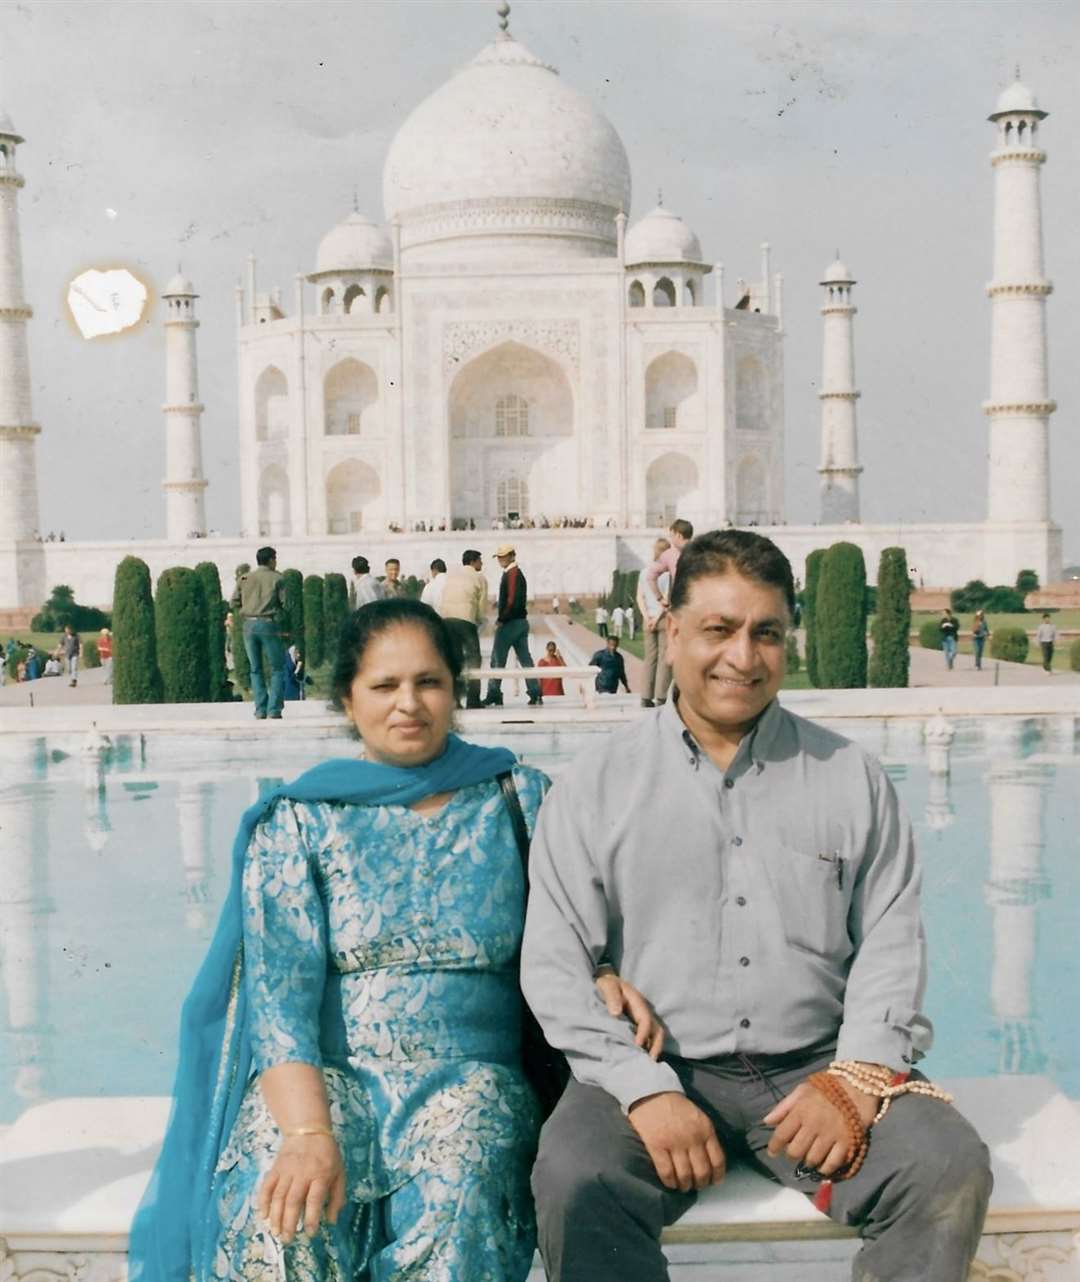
[537,639,566,697]
[131,598,659,1282]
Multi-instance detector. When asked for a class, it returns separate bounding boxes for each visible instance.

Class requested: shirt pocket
[761,844,851,958]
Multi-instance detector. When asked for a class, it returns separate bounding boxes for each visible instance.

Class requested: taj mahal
[0,4,1064,608]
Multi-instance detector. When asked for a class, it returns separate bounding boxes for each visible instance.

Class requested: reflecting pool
[0,713,1077,1125]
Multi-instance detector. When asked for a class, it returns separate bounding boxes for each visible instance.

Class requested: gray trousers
[641,623,672,703]
[533,1045,992,1282]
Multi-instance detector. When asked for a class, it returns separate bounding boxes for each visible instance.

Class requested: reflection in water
[924,715,956,832]
[985,763,1052,1075]
[0,777,53,1103]
[178,781,214,932]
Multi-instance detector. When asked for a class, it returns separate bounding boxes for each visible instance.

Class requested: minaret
[162,272,208,540]
[0,113,42,543]
[817,257,862,523]
[985,76,1054,524]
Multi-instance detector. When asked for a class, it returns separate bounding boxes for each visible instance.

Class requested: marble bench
[2,1077,1078,1282]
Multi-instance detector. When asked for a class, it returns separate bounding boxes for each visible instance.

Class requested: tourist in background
[594,602,609,638]
[231,546,287,720]
[282,643,304,702]
[589,634,630,696]
[62,624,81,687]
[382,557,406,598]
[1036,612,1057,672]
[349,555,385,609]
[625,605,636,642]
[538,640,566,698]
[421,558,448,610]
[99,627,113,684]
[44,652,62,677]
[609,605,625,641]
[483,545,542,708]
[637,537,672,708]
[971,610,989,671]
[130,598,659,1282]
[643,518,693,610]
[939,608,959,670]
[23,646,40,681]
[439,548,488,710]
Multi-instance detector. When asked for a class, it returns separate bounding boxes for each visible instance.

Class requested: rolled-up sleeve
[242,799,327,1073]
[521,780,682,1112]
[836,766,933,1070]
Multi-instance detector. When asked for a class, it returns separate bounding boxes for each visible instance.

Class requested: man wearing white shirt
[420,559,447,610]
[595,603,609,638]
[349,555,385,610]
[610,605,625,640]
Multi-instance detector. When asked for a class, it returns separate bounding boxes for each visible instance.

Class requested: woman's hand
[594,972,666,1059]
[257,1133,347,1244]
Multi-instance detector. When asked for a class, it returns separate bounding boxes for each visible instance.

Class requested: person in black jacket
[589,635,631,695]
[483,544,542,707]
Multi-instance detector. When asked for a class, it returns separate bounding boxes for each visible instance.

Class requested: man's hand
[257,1134,347,1244]
[594,972,666,1059]
[628,1092,725,1192]
[763,1079,878,1176]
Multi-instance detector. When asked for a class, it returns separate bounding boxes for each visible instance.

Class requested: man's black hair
[430,559,447,574]
[351,555,370,576]
[462,549,482,567]
[256,546,276,567]
[669,529,796,616]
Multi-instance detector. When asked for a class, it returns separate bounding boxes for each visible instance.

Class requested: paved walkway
[0,664,114,707]
[907,643,1080,686]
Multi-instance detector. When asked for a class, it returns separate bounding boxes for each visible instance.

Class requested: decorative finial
[1015,63,1022,81]
[835,247,840,260]
[352,187,359,214]
[657,187,663,208]
[497,1,510,34]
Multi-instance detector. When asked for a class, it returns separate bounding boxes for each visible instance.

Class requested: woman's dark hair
[330,598,463,711]
[670,529,796,617]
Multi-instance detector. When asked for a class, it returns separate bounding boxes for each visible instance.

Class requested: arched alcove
[653,277,676,308]
[324,358,379,435]
[326,458,381,534]
[343,284,366,315]
[448,340,575,521]
[259,464,291,536]
[736,354,768,433]
[254,366,289,442]
[320,287,336,315]
[645,452,698,528]
[645,351,700,431]
[628,280,646,308]
[375,285,392,314]
[735,455,768,525]
[495,474,529,522]
[683,279,697,307]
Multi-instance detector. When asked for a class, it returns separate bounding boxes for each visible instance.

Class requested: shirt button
[732,836,743,847]
[724,778,735,789]
[740,1018,751,1029]
[739,956,750,967]
[736,896,747,906]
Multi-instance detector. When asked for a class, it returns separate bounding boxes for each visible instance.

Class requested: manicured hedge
[815,542,868,688]
[869,547,910,688]
[303,575,326,669]
[231,564,251,691]
[605,569,641,613]
[803,548,827,687]
[323,573,349,661]
[919,619,943,651]
[112,556,163,704]
[195,561,230,701]
[82,638,101,669]
[952,579,1026,614]
[784,632,800,673]
[991,626,1029,664]
[1070,638,1080,673]
[280,569,304,655]
[155,567,210,702]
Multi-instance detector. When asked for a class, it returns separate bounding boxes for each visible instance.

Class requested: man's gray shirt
[521,698,932,1113]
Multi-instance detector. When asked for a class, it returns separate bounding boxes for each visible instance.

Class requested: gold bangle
[283,1125,334,1138]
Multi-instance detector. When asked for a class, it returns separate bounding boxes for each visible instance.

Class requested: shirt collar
[660,692,783,773]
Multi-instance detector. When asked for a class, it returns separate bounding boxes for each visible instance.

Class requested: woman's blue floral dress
[212,764,549,1282]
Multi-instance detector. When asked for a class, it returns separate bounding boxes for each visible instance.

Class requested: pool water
[1,715,1077,1124]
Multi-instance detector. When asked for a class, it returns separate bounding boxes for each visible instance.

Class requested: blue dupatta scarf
[128,734,516,1282]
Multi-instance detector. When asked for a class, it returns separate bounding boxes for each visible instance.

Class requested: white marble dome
[383,34,631,256]
[163,272,196,296]
[315,213,393,274]
[992,79,1043,117]
[821,258,854,285]
[625,206,702,265]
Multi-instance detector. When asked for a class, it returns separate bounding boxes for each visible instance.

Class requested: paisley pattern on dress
[211,765,548,1282]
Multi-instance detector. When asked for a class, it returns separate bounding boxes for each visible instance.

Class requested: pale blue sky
[4,0,1077,566]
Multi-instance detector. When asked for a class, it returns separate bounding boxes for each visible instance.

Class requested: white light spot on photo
[67,268,147,339]
[104,207,118,220]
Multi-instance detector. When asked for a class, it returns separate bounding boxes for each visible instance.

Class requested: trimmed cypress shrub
[230,564,251,692]
[82,637,101,669]
[280,569,304,657]
[155,567,210,702]
[991,626,1029,664]
[804,549,826,687]
[112,556,163,704]
[784,632,800,673]
[303,575,326,669]
[919,619,943,650]
[868,547,910,688]
[195,561,230,701]
[816,542,868,688]
[323,573,349,660]
[1070,638,1080,672]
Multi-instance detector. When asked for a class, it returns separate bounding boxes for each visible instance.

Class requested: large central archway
[645,452,699,528]
[448,340,575,522]
[326,459,381,534]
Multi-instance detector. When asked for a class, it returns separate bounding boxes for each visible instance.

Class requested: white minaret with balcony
[0,114,41,545]
[162,272,208,540]
[985,77,1054,524]
[817,257,862,523]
